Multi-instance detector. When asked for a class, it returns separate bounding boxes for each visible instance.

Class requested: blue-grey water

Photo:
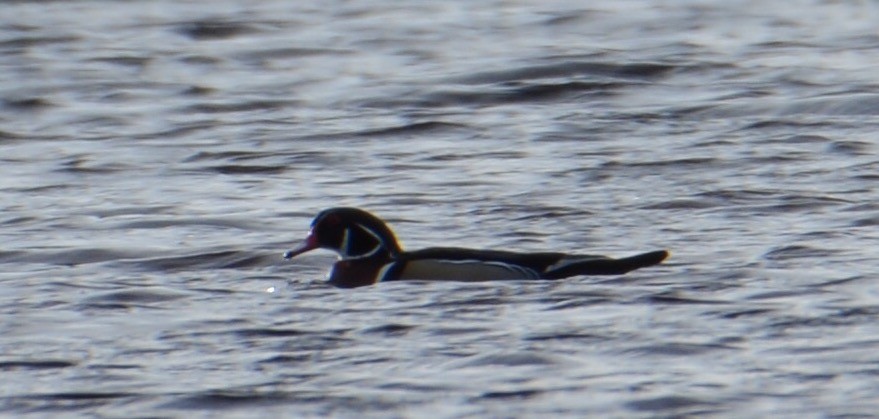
[3,0,879,417]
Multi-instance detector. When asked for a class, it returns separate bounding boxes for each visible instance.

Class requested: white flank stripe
[376,262,397,283]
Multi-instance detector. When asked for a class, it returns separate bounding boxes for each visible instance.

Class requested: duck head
[283,207,402,260]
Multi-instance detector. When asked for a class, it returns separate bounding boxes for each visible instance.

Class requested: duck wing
[398,248,668,280]
[541,250,669,279]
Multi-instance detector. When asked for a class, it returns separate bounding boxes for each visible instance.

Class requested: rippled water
[3,0,879,417]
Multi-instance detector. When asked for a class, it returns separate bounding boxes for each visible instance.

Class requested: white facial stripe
[340,228,351,257]
[357,223,383,256]
[355,223,383,242]
[339,223,385,260]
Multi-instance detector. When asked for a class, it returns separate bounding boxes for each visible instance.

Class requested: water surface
[2,0,879,417]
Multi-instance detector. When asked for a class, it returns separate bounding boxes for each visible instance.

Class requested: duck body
[284,207,669,288]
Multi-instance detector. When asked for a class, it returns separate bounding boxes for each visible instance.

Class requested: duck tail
[542,250,669,279]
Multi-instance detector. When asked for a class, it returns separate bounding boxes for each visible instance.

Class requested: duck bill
[283,231,319,260]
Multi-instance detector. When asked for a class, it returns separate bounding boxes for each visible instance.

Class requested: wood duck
[284,207,669,288]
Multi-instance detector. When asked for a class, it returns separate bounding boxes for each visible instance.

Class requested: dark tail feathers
[542,250,669,279]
